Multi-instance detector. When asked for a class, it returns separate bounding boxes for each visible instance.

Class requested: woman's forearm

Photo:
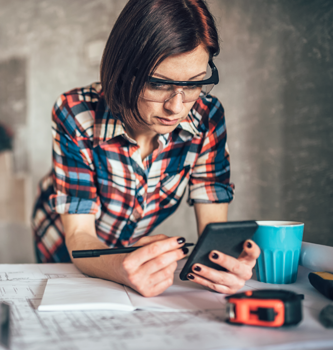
[65,231,126,284]
[61,214,126,284]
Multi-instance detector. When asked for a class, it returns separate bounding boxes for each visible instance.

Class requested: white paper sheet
[125,287,226,311]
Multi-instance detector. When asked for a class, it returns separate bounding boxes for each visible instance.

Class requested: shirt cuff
[187,183,234,206]
[49,194,101,219]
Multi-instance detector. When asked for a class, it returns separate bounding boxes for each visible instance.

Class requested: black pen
[72,243,195,259]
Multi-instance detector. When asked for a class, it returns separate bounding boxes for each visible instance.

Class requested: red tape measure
[226,289,304,327]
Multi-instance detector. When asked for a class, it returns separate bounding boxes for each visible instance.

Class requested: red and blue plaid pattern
[32,82,234,262]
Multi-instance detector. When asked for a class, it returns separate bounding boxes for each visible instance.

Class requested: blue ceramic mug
[252,221,304,284]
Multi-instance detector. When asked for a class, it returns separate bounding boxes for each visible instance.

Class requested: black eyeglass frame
[147,60,219,86]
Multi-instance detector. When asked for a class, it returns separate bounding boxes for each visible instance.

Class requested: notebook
[38,263,226,312]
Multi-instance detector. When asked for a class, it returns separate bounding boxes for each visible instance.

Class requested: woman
[32,0,260,297]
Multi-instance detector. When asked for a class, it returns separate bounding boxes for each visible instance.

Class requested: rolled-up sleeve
[188,98,235,205]
[49,94,101,218]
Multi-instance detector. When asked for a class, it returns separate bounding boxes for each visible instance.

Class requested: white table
[0,261,332,350]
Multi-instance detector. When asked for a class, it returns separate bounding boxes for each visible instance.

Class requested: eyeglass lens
[143,83,215,103]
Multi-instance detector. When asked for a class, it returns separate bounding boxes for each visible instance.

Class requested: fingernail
[247,241,252,249]
[212,252,219,260]
[187,274,195,280]
[177,237,186,244]
[194,265,201,272]
[182,247,189,255]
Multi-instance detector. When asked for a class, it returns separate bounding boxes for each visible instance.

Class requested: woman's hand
[62,214,187,297]
[116,234,188,297]
[186,240,260,294]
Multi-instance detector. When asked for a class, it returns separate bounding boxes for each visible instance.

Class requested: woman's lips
[156,117,180,126]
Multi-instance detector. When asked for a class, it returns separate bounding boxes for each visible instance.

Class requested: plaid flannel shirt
[32,82,234,262]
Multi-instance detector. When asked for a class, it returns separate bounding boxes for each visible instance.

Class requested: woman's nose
[163,92,184,114]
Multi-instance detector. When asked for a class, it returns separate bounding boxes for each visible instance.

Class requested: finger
[133,234,169,247]
[237,240,261,266]
[186,272,236,294]
[129,236,187,266]
[128,262,178,297]
[208,251,253,281]
[148,261,178,287]
[141,245,188,275]
[138,274,175,298]
[190,263,243,289]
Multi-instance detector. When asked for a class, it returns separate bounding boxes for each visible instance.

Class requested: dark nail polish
[194,265,201,272]
[177,237,186,244]
[212,252,219,260]
[247,241,252,249]
[188,274,195,280]
[182,247,189,255]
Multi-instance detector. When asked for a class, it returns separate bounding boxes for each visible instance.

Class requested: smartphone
[179,221,258,281]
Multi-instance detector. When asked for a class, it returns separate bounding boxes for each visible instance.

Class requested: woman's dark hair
[100,0,220,127]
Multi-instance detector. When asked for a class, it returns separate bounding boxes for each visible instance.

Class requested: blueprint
[0,262,333,350]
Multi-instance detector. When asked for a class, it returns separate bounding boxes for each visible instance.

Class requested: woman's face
[133,43,210,139]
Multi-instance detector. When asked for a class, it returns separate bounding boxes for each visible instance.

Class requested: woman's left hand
[186,239,260,294]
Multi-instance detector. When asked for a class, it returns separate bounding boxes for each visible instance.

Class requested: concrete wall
[0,0,332,263]
[214,0,333,246]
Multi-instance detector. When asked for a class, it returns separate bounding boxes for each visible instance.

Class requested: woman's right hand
[62,214,187,298]
[115,234,188,297]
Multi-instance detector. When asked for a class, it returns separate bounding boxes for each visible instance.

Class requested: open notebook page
[38,261,226,312]
[38,277,135,311]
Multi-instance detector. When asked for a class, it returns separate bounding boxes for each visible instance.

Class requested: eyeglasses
[141,60,219,103]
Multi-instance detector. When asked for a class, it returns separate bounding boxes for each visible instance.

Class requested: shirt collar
[93,98,128,147]
[176,112,202,137]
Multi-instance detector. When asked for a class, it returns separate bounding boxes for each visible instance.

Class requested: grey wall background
[0,0,332,263]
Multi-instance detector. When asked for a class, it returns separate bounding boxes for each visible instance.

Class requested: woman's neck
[125,124,159,161]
